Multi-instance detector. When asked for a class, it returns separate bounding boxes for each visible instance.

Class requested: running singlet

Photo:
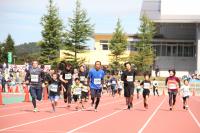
[167,80,178,90]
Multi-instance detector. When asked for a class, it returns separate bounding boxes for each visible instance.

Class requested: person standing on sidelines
[88,61,105,112]
[25,60,44,112]
[121,62,136,110]
[166,69,180,111]
[59,63,73,108]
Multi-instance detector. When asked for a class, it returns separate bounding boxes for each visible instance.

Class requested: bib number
[80,76,85,81]
[144,83,150,89]
[48,84,58,92]
[94,78,101,85]
[65,74,72,80]
[112,81,116,84]
[127,76,133,82]
[31,75,39,82]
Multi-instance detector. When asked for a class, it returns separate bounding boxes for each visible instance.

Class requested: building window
[161,45,166,56]
[100,40,109,43]
[102,44,108,50]
[167,45,171,56]
[178,45,183,56]
[172,46,177,56]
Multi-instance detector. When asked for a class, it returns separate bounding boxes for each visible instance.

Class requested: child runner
[135,80,142,99]
[78,65,89,102]
[48,73,61,112]
[166,69,180,111]
[110,74,118,97]
[121,62,136,110]
[117,78,123,97]
[140,72,151,109]
[181,78,190,110]
[152,78,159,96]
[71,78,86,110]
[88,61,105,112]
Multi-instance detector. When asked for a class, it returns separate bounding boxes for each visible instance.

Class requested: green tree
[109,19,127,70]
[65,0,94,66]
[40,0,64,66]
[0,34,15,63]
[129,14,156,72]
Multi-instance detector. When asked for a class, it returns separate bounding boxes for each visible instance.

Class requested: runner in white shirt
[180,79,190,110]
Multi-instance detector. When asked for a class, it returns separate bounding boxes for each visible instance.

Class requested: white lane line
[0,99,123,132]
[188,109,200,128]
[138,97,166,133]
[66,100,143,133]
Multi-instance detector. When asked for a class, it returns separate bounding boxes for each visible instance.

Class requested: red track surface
[0,94,199,133]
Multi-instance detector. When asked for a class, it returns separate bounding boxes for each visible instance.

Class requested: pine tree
[129,14,156,72]
[65,0,94,65]
[40,0,64,66]
[109,19,127,70]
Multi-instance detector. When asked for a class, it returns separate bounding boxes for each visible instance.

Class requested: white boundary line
[138,97,166,133]
[0,99,123,132]
[66,100,143,133]
[188,109,200,128]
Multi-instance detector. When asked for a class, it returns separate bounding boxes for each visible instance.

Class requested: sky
[0,0,143,48]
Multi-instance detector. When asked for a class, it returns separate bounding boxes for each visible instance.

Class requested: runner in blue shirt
[88,61,105,112]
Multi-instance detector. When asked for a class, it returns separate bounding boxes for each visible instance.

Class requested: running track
[0,94,200,133]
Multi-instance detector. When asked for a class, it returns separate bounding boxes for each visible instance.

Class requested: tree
[129,14,156,72]
[65,0,94,65]
[109,19,127,71]
[0,34,15,63]
[40,0,64,66]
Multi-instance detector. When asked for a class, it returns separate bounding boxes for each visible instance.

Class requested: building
[141,0,200,76]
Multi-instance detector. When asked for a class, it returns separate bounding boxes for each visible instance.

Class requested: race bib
[80,76,85,81]
[112,80,116,84]
[82,86,88,92]
[168,83,177,89]
[74,88,82,95]
[48,84,58,92]
[94,78,101,85]
[65,73,72,80]
[127,76,133,82]
[31,75,39,82]
[144,83,150,89]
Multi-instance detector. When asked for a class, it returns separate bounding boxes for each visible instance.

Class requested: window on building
[184,46,189,57]
[172,46,177,56]
[178,45,183,56]
[161,45,166,56]
[102,44,108,50]
[167,45,171,56]
[100,40,108,43]
[153,45,161,56]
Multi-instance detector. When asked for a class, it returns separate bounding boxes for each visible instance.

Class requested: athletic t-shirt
[78,71,88,85]
[88,68,105,90]
[110,77,117,86]
[48,79,61,96]
[71,83,84,95]
[141,80,151,90]
[166,76,180,91]
[61,69,74,85]
[121,69,136,88]
[181,85,190,97]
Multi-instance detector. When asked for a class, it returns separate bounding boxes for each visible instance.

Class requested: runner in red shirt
[165,69,180,111]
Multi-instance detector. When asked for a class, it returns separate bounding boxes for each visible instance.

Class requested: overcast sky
[0,0,143,47]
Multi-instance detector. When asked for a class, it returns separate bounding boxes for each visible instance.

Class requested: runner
[135,80,142,99]
[48,73,61,112]
[59,63,73,108]
[180,78,190,110]
[152,78,159,96]
[117,78,123,97]
[78,65,89,102]
[165,69,180,111]
[110,74,118,97]
[140,72,151,109]
[121,62,136,110]
[88,61,105,112]
[25,60,44,112]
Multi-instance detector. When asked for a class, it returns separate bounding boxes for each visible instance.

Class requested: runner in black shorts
[121,62,136,110]
[140,72,151,109]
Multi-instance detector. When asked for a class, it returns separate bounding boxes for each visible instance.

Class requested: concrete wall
[155,56,196,72]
